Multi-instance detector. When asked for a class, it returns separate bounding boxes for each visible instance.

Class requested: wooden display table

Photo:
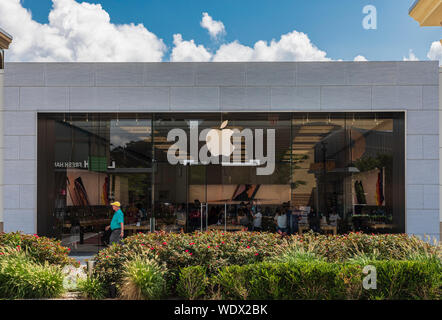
[63,218,110,229]
[321,225,337,235]
[298,224,310,234]
[208,224,245,232]
[125,224,150,235]
[369,223,395,230]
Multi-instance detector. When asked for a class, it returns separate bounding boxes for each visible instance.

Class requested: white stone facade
[1,61,439,240]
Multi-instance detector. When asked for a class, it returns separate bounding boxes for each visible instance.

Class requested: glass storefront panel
[38,114,152,254]
[37,112,405,252]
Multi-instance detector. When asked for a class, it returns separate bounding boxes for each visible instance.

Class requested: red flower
[150,247,155,250]
[163,242,167,245]
[255,253,259,256]
[185,249,189,252]
[246,246,250,249]
[207,246,211,248]
[189,252,193,255]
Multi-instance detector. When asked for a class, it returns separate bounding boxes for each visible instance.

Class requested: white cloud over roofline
[0,0,166,62]
[427,41,442,65]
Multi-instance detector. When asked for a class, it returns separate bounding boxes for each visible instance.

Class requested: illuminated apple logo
[206,120,235,157]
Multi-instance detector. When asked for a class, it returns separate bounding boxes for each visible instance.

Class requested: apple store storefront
[37,111,405,252]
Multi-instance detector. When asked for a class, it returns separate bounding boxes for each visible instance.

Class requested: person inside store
[290,208,301,234]
[283,202,293,234]
[105,201,124,245]
[237,206,250,229]
[252,206,263,232]
[245,202,254,231]
[308,207,321,232]
[274,207,288,235]
[188,199,201,231]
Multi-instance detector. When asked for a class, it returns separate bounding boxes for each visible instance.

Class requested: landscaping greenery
[119,256,167,300]
[90,231,441,300]
[0,247,65,299]
[77,276,106,300]
[0,232,80,299]
[0,230,440,300]
[0,232,78,267]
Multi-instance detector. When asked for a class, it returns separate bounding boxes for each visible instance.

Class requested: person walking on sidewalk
[105,201,124,245]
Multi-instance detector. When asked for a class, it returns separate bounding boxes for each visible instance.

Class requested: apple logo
[206,120,235,157]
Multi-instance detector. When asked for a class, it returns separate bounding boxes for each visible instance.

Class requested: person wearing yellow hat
[105,201,124,244]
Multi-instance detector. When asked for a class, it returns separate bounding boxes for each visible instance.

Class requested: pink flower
[163,242,167,245]
[255,253,259,256]
[150,247,154,250]
[185,249,189,252]
[207,246,211,248]
[189,252,193,256]
[246,246,250,249]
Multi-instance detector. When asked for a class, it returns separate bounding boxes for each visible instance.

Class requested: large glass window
[38,112,405,253]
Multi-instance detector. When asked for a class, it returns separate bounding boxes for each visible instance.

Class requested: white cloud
[214,30,330,62]
[0,0,166,62]
[427,41,442,65]
[212,41,254,61]
[354,55,368,61]
[170,34,212,62]
[200,12,225,39]
[403,49,419,61]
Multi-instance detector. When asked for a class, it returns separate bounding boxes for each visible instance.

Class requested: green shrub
[119,256,166,300]
[212,260,441,300]
[0,232,77,267]
[177,266,209,300]
[0,251,65,299]
[77,276,106,300]
[364,260,441,300]
[214,261,342,300]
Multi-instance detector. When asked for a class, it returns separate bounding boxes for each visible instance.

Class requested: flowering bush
[93,230,283,290]
[92,231,441,298]
[0,232,78,267]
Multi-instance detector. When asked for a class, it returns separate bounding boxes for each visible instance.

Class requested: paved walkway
[69,254,95,266]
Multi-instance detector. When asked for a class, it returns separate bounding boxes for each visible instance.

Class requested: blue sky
[4,0,442,62]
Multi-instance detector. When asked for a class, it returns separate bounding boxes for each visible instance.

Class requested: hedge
[178,260,441,300]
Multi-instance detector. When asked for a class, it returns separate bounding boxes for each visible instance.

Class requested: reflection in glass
[38,112,405,253]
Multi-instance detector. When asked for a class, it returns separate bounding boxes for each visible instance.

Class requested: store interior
[37,112,405,253]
